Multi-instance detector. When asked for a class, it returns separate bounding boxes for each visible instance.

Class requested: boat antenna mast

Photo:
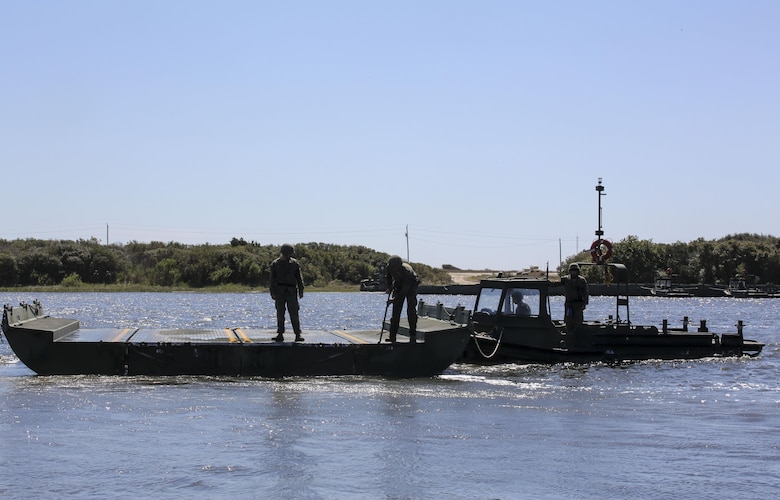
[590,178,614,269]
[596,179,604,242]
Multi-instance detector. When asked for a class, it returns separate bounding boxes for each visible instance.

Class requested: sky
[2,1,778,271]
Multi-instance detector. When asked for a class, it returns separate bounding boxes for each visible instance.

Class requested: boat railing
[661,317,714,334]
[417,300,471,324]
[2,300,45,332]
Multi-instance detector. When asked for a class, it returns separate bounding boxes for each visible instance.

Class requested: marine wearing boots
[270,244,305,342]
[385,255,420,343]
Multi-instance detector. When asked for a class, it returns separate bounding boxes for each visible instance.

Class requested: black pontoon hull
[459,322,764,364]
[2,304,470,378]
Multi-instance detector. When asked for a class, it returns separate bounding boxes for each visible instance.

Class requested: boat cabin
[471,263,631,335]
[474,280,547,321]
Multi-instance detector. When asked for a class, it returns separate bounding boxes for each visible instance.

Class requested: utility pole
[405,225,410,262]
[106,224,109,245]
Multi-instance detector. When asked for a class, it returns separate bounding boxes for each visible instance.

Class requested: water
[1,292,778,499]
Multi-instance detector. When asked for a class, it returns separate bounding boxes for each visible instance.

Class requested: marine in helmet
[384,255,420,343]
[560,263,589,332]
[270,243,305,342]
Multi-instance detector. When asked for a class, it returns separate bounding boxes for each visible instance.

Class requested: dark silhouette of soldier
[270,244,305,342]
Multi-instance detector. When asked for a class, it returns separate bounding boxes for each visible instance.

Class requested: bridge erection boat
[1,301,470,377]
[445,265,764,364]
[421,179,765,364]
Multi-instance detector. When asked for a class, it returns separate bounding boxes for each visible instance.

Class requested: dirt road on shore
[448,269,557,284]
[447,271,498,284]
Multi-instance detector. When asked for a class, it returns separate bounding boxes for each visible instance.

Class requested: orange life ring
[590,239,613,263]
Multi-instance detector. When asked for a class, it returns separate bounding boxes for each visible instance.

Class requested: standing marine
[561,262,588,332]
[385,255,420,343]
[270,243,305,342]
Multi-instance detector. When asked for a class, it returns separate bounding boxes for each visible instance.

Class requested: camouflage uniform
[385,256,419,343]
[561,263,588,332]
[270,244,305,341]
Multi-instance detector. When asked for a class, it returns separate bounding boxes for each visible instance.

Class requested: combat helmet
[387,255,403,268]
[280,243,295,256]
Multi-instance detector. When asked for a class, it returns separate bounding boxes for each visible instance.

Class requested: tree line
[0,237,450,288]
[1,233,778,289]
[559,233,780,285]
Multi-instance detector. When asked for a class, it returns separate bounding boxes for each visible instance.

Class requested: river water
[1,292,778,499]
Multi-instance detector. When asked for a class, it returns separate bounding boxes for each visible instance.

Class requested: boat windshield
[475,287,502,315]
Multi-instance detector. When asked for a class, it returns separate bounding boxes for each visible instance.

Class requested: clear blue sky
[2,1,778,270]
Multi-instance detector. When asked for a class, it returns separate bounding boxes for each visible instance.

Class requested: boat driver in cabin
[511,290,532,316]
